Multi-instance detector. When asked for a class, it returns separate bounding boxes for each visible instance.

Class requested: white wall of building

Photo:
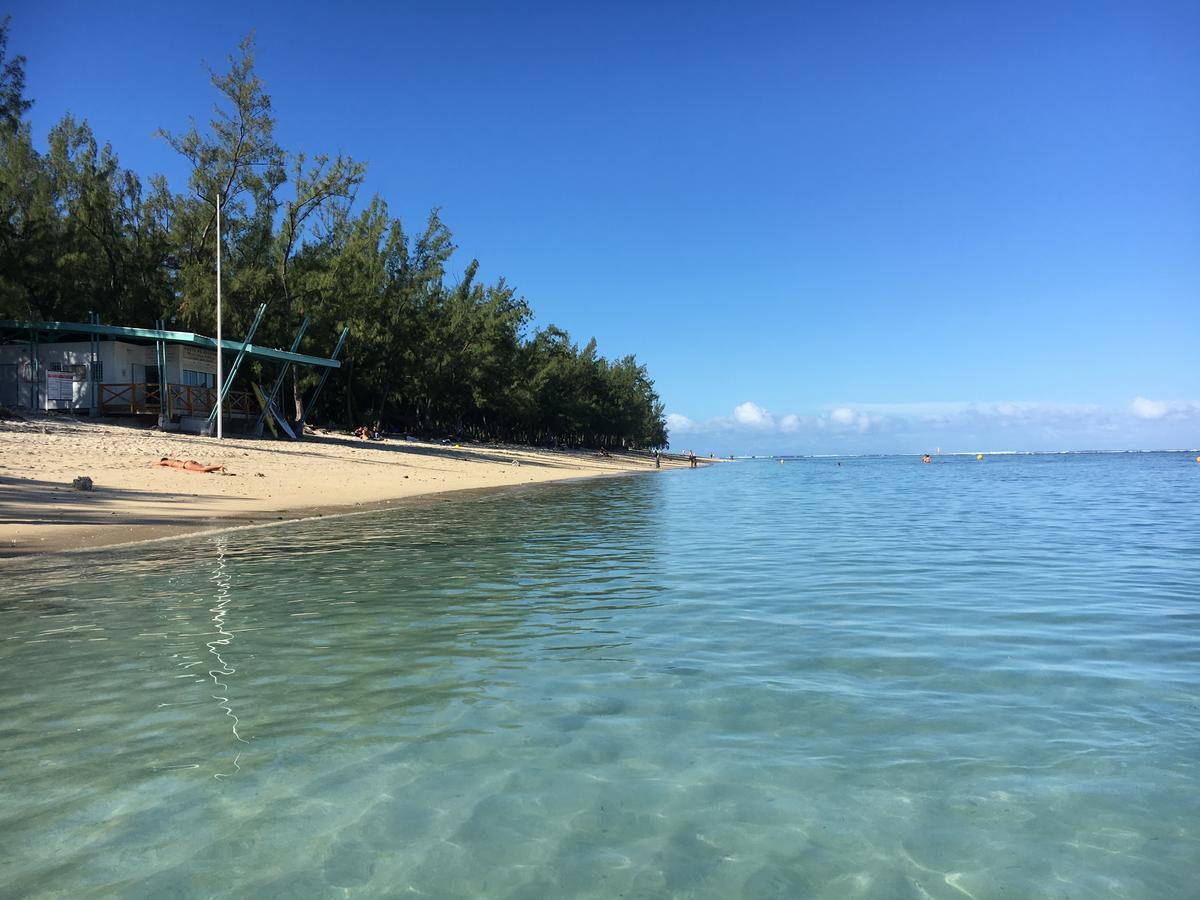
[0,341,108,411]
[0,339,218,411]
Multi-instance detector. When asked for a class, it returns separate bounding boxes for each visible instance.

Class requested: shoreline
[1,474,625,562]
[0,416,705,560]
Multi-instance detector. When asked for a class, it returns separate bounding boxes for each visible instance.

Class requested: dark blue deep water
[1,453,1197,897]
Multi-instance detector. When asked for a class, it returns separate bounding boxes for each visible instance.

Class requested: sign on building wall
[47,371,74,401]
[181,346,217,372]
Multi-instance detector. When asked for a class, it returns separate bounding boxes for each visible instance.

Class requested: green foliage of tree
[0,17,33,133]
[0,27,669,449]
[0,116,171,322]
[157,34,286,337]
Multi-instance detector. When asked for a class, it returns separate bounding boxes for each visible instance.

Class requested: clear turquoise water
[1,453,1197,898]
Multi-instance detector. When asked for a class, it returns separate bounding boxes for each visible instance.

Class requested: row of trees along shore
[0,25,669,449]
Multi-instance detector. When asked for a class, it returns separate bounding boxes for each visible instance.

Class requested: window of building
[183,369,216,388]
[91,361,103,382]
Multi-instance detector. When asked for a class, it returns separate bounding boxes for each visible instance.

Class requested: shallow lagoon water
[1,453,1197,897]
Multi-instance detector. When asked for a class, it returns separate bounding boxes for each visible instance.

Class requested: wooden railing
[99,382,158,415]
[100,383,254,418]
[166,384,253,417]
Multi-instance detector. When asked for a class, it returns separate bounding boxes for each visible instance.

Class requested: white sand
[0,417,691,557]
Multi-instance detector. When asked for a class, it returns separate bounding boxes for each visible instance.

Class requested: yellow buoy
[977,453,983,461]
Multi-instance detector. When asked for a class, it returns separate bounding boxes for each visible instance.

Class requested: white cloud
[666,401,879,437]
[1131,397,1168,420]
[994,402,1021,418]
[665,412,695,433]
[1123,396,1200,422]
[826,406,874,432]
[733,401,774,428]
[829,407,856,425]
[842,400,1102,421]
[1129,397,1200,420]
[663,396,1200,447]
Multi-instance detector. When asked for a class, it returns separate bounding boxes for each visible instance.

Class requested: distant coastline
[742,448,1198,459]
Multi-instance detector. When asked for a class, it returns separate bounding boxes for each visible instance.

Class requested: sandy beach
[0,416,695,558]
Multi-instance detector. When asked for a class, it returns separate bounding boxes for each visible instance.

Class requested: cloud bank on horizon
[666,397,1200,454]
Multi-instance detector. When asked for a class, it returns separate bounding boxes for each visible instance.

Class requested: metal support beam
[155,318,169,426]
[298,327,349,432]
[160,330,168,421]
[89,312,100,414]
[206,303,267,430]
[254,317,308,436]
[28,328,38,410]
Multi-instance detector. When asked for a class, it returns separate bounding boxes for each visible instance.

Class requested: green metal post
[298,327,349,431]
[28,328,38,410]
[155,318,168,425]
[89,312,99,413]
[160,332,168,419]
[206,303,268,430]
[254,317,308,436]
[87,311,93,410]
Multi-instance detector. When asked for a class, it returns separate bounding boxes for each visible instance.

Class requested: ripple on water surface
[0,453,1197,897]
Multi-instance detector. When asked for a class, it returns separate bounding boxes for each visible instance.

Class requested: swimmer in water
[922,454,932,464]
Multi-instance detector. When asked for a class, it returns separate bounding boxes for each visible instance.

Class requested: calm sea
[1,453,1197,898]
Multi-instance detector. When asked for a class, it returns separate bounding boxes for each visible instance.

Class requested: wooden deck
[99,383,254,418]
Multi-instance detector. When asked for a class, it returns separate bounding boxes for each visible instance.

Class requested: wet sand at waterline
[0,417,693,557]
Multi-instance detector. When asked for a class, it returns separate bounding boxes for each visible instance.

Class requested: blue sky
[10,1,1199,453]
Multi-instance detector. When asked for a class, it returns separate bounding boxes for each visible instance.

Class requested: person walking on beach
[688,450,697,468]
[654,450,661,468]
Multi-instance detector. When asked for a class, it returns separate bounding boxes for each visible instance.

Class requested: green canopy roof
[0,319,341,369]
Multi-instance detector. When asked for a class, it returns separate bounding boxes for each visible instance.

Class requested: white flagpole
[216,190,223,440]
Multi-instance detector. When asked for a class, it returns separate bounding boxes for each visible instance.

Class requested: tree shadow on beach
[0,476,230,529]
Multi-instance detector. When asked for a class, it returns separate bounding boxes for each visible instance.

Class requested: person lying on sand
[154,457,226,473]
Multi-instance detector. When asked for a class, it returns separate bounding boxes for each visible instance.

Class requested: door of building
[0,363,16,407]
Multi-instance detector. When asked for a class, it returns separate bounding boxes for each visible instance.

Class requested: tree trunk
[375,368,392,426]
[292,365,303,423]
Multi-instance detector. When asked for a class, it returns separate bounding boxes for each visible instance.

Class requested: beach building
[0,336,221,415]
[0,317,346,434]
